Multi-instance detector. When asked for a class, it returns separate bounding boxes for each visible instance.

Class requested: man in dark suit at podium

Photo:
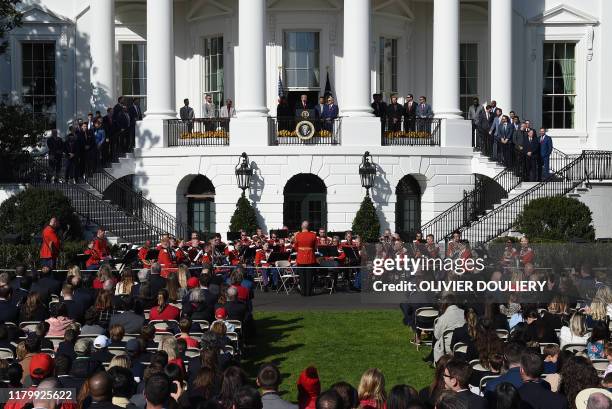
[297,94,311,111]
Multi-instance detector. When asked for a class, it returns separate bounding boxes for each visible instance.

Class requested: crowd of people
[370,93,434,133]
[45,97,142,184]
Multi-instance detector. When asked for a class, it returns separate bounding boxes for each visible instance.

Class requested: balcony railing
[268,117,341,146]
[381,118,441,146]
[166,118,230,147]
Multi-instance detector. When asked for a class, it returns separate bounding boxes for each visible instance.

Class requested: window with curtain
[378,37,398,101]
[204,36,224,113]
[459,43,478,119]
[22,42,56,128]
[542,42,575,129]
[284,31,320,89]
[121,43,147,110]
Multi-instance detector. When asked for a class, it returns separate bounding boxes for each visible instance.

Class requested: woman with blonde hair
[586,297,609,327]
[358,368,386,409]
[108,354,131,369]
[559,311,590,348]
[67,265,81,281]
[93,264,114,290]
[115,268,134,295]
[176,264,189,289]
[159,335,184,371]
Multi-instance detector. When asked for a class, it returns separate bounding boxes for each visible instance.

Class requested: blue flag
[278,73,286,98]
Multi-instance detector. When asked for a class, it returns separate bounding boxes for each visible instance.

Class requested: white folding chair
[149,320,179,332]
[226,320,242,335]
[453,342,468,355]
[539,342,560,354]
[19,321,41,332]
[442,329,455,355]
[0,348,14,360]
[479,375,500,392]
[253,268,265,291]
[193,320,210,331]
[47,336,64,351]
[592,359,609,377]
[562,343,587,354]
[108,347,126,357]
[276,260,299,294]
[153,332,174,344]
[496,329,509,340]
[185,348,200,358]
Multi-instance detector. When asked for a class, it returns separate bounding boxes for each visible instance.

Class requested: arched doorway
[395,175,421,240]
[283,174,327,231]
[185,175,216,234]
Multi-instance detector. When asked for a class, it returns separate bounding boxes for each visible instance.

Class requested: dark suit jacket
[519,381,567,409]
[63,299,85,323]
[523,137,541,159]
[225,300,248,322]
[514,129,526,151]
[456,390,488,409]
[129,104,143,124]
[404,101,417,119]
[386,103,403,120]
[34,275,62,297]
[314,104,325,119]
[322,104,338,119]
[73,288,96,312]
[149,274,167,298]
[540,135,553,158]
[371,101,387,118]
[496,123,514,142]
[109,311,146,334]
[0,299,19,323]
[112,104,130,131]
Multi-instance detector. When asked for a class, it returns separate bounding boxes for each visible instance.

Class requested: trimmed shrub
[0,241,87,269]
[352,195,381,243]
[514,196,595,242]
[229,194,259,235]
[0,187,82,242]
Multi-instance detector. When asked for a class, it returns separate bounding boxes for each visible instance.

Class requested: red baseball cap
[215,307,227,320]
[30,353,54,380]
[187,277,199,289]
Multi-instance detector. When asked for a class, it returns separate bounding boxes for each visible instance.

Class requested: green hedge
[0,241,87,269]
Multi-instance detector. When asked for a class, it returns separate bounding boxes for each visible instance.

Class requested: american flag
[278,73,286,98]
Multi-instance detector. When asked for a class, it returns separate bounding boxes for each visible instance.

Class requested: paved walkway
[252,288,397,312]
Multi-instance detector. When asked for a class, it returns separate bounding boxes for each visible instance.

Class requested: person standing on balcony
[277,96,293,132]
[64,128,79,183]
[314,96,325,119]
[220,98,236,132]
[322,95,338,132]
[40,217,61,269]
[128,98,143,151]
[297,94,311,111]
[112,96,130,157]
[404,94,417,132]
[46,129,64,183]
[180,99,195,134]
[102,107,113,165]
[83,122,98,179]
[386,94,403,132]
[496,115,514,166]
[489,108,503,161]
[539,128,553,180]
[523,129,541,182]
[416,96,433,133]
[467,97,483,137]
[371,94,387,134]
[202,94,216,132]
[513,122,527,179]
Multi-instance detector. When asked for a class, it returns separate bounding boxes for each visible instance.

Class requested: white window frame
[119,41,147,109]
[202,34,224,115]
[282,30,321,91]
[378,36,398,101]
[459,43,479,119]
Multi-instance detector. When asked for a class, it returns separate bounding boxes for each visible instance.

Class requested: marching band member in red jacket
[519,236,535,266]
[40,217,61,268]
[294,221,317,296]
[138,240,153,268]
[316,227,331,246]
[85,229,111,269]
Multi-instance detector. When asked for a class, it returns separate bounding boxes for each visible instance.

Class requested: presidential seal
[295,120,315,140]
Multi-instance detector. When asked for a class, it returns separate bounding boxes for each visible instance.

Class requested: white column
[230,0,269,147]
[341,0,373,117]
[432,0,462,119]
[90,0,115,112]
[490,0,512,111]
[236,0,268,117]
[340,0,380,146]
[144,0,175,119]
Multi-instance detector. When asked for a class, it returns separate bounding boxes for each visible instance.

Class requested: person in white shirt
[219,98,236,118]
[559,311,590,349]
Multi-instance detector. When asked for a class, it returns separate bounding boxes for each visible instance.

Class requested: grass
[243,310,435,402]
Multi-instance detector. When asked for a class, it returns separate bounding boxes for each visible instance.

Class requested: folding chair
[442,329,455,355]
[562,343,587,354]
[453,342,468,355]
[276,260,299,294]
[47,336,64,351]
[149,320,179,333]
[226,320,242,335]
[412,307,439,350]
[153,332,174,344]
[496,329,509,340]
[592,359,609,377]
[192,320,210,331]
[0,348,14,361]
[77,334,99,342]
[479,375,501,392]
[185,348,200,358]
[253,268,265,291]
[19,321,41,332]
[108,347,126,357]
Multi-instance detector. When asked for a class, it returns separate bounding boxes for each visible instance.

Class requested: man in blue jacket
[539,128,554,180]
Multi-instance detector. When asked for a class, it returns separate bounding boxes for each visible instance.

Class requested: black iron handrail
[166,118,230,147]
[421,148,523,241]
[459,151,612,244]
[20,157,162,243]
[381,118,441,146]
[268,117,341,145]
[85,167,195,239]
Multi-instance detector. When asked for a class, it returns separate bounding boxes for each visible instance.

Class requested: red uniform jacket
[519,246,535,265]
[85,248,102,268]
[294,231,317,265]
[138,246,151,267]
[254,249,272,267]
[40,225,60,259]
[93,237,110,258]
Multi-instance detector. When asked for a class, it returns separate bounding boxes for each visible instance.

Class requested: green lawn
[243,310,434,401]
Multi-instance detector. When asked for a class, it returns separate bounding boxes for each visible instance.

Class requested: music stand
[268,252,291,264]
[342,247,361,265]
[240,246,256,262]
[117,248,139,274]
[317,246,340,258]
[226,232,241,242]
[145,249,159,262]
[74,253,90,270]
[270,229,289,239]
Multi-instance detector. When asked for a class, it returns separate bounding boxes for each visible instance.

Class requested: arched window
[396,176,421,239]
[283,174,327,231]
[186,175,216,233]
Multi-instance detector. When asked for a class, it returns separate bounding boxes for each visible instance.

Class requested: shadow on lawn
[243,315,305,394]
